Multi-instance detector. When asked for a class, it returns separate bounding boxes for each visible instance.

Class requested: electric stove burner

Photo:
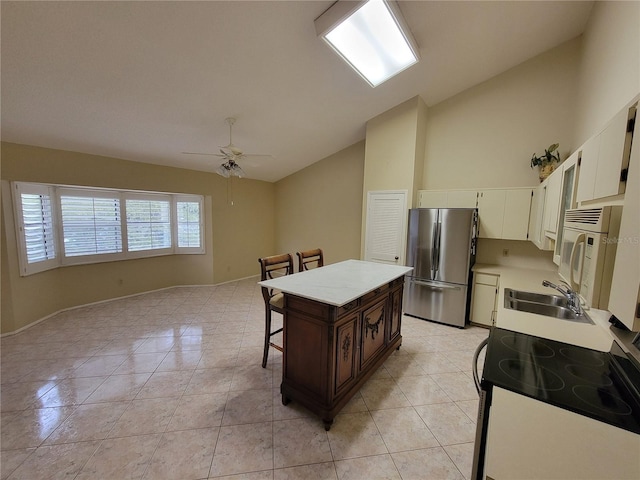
[559,347,606,367]
[498,358,565,391]
[500,333,554,358]
[564,364,613,387]
[572,385,633,416]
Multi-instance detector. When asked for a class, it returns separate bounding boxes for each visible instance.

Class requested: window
[176,198,203,250]
[12,182,205,276]
[13,183,57,275]
[125,196,172,253]
[60,190,123,259]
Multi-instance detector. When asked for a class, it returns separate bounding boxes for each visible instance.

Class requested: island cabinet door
[388,286,402,342]
[360,298,387,370]
[333,314,359,396]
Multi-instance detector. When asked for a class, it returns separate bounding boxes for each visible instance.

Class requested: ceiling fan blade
[242,154,273,159]
[182,151,221,156]
[220,144,243,156]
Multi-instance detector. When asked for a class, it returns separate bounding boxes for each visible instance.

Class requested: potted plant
[530,143,561,182]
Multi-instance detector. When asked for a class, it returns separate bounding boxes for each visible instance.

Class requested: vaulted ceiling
[1,1,594,182]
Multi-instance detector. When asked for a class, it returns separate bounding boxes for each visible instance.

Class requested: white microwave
[558,206,622,309]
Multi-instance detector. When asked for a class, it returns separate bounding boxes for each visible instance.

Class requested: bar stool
[296,248,324,272]
[258,253,294,368]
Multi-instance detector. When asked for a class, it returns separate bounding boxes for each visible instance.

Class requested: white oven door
[558,226,585,290]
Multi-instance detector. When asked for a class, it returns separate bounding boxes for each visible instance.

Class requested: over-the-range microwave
[558,206,622,309]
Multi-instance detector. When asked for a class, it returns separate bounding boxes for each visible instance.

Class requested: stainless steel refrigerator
[404,208,477,328]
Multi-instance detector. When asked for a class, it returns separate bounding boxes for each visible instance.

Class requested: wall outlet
[502,249,509,257]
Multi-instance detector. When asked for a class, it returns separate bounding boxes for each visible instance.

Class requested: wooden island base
[280,276,404,430]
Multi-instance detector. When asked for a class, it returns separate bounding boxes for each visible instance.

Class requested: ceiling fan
[182,117,271,178]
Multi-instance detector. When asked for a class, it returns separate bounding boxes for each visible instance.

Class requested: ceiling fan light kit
[183,117,269,179]
[217,159,246,178]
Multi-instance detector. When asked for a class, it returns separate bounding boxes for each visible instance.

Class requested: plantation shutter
[125,196,172,252]
[176,198,203,249]
[60,193,123,257]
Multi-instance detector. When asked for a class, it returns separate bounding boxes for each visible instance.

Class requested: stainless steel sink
[504,288,569,307]
[503,288,593,324]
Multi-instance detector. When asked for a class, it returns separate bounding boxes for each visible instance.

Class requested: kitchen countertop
[258,259,413,307]
[474,263,640,479]
[473,263,615,351]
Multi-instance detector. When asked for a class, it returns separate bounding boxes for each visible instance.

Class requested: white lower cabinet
[470,273,499,326]
[484,388,640,480]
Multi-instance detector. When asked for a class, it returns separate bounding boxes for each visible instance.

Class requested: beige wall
[476,239,557,271]
[363,96,427,196]
[422,38,582,190]
[1,142,275,333]
[274,141,365,266]
[574,1,640,146]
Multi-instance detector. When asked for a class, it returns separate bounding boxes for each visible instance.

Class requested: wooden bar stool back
[296,248,324,272]
[258,253,294,368]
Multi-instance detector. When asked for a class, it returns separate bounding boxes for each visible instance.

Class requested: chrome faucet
[542,280,583,315]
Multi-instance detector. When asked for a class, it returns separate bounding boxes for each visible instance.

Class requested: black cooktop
[482,327,640,434]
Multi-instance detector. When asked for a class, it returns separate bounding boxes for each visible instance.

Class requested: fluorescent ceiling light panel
[315,0,419,87]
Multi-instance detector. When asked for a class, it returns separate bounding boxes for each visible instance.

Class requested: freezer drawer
[403,277,468,328]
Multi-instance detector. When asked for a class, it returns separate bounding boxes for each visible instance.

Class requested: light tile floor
[1,278,488,480]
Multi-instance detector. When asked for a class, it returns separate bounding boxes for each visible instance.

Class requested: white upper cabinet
[417,189,477,208]
[528,180,553,250]
[477,190,506,239]
[446,190,478,208]
[552,153,579,264]
[477,188,532,240]
[576,100,637,203]
[418,188,532,240]
[417,190,448,208]
[595,103,636,199]
[609,115,640,331]
[543,167,562,238]
[575,134,600,203]
[503,189,534,240]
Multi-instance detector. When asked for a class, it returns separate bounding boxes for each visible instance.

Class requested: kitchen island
[259,259,412,429]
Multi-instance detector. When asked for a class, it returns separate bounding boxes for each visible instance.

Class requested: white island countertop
[258,259,413,307]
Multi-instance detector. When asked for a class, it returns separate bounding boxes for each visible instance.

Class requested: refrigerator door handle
[430,222,438,279]
[434,221,442,274]
[411,279,462,290]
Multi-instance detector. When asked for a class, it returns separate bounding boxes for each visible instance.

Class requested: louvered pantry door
[364,190,408,265]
